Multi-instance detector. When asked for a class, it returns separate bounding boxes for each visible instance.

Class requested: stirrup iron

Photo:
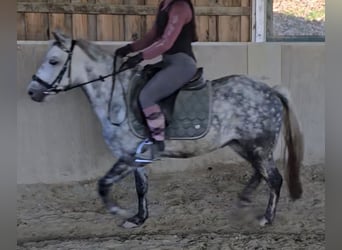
[134,139,154,164]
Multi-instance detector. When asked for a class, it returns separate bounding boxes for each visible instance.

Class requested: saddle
[127,61,212,140]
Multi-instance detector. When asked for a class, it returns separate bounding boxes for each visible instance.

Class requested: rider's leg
[136,103,166,161]
[142,104,165,142]
[136,53,197,160]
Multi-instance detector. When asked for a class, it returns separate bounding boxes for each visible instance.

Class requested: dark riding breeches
[139,52,197,141]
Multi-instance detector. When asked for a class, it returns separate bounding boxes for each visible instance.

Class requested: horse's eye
[49,59,59,65]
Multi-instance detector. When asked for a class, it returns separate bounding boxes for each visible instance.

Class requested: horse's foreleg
[123,167,149,228]
[98,158,136,215]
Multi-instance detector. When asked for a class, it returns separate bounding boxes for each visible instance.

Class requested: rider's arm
[141,1,192,60]
[130,23,158,52]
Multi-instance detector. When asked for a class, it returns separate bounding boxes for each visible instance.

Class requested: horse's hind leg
[228,141,262,204]
[238,170,262,205]
[229,140,283,225]
[255,154,283,226]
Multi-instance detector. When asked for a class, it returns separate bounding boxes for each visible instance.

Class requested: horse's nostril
[28,90,33,96]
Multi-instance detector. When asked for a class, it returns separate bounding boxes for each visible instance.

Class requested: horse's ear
[52,30,71,47]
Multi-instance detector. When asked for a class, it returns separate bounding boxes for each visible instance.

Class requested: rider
[115,0,198,161]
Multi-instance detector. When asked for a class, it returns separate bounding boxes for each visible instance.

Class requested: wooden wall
[17,0,251,42]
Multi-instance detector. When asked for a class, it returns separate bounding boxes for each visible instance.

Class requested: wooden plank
[124,0,145,41]
[87,0,97,40]
[217,0,241,42]
[232,0,242,42]
[24,0,49,40]
[112,2,125,41]
[96,0,124,41]
[17,1,252,42]
[193,0,218,42]
[17,13,26,40]
[25,13,49,40]
[208,0,218,42]
[195,0,210,42]
[17,0,29,40]
[241,0,250,42]
[17,3,250,16]
[48,0,72,39]
[217,0,230,43]
[145,0,158,31]
[71,0,89,39]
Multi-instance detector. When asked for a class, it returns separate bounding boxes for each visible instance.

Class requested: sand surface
[18,163,324,249]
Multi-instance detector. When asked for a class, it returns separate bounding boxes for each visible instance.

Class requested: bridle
[32,40,130,94]
[32,40,131,126]
[32,40,76,94]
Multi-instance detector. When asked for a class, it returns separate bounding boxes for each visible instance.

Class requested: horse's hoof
[121,220,140,229]
[108,206,129,217]
[121,214,146,229]
[257,215,271,227]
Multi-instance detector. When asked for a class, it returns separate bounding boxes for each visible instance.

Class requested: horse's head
[27,31,75,102]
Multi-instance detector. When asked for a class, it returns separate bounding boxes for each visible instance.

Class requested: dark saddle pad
[127,61,212,140]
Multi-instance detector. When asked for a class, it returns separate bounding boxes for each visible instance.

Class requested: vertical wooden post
[255,0,266,42]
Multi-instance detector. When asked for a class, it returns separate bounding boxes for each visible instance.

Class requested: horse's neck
[72,48,130,125]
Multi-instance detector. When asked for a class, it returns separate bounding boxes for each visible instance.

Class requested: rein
[32,40,132,126]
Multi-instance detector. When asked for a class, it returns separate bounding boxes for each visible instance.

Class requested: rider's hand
[115,44,132,58]
[124,53,143,69]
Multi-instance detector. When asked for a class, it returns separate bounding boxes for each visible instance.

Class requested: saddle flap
[127,64,212,140]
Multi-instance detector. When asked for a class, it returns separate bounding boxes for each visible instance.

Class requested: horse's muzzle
[27,87,46,102]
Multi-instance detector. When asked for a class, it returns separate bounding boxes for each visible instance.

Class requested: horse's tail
[273,85,304,200]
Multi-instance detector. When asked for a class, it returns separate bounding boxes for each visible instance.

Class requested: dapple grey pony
[27,31,304,228]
